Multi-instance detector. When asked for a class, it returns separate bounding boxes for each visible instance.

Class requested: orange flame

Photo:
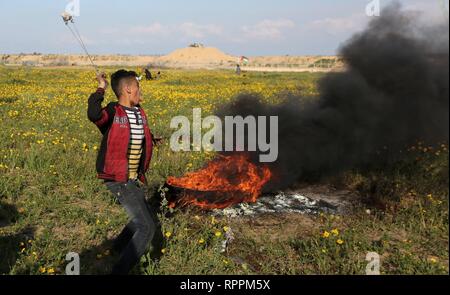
[167,154,272,210]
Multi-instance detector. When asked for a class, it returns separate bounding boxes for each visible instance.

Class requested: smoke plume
[216,4,449,190]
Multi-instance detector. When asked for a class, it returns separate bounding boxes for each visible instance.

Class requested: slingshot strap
[64,21,99,74]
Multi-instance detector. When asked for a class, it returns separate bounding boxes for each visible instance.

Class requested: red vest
[95,104,153,184]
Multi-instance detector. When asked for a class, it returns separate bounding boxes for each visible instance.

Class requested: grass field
[0,66,448,275]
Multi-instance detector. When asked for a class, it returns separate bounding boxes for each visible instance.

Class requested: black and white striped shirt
[125,107,145,180]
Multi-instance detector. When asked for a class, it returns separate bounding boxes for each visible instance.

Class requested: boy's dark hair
[111,70,138,98]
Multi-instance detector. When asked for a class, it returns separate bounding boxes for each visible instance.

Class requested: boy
[87,70,162,275]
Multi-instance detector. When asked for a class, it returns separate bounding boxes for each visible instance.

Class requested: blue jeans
[105,180,161,275]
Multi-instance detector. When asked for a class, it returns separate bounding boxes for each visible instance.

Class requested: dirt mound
[1,50,343,72]
[159,47,236,67]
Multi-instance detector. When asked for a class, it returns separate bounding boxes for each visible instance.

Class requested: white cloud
[130,23,167,35]
[306,14,367,35]
[241,19,295,40]
[126,22,223,40]
[61,33,95,46]
[402,0,449,24]
[178,22,223,39]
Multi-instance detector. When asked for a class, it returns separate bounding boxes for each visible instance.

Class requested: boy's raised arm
[87,73,111,128]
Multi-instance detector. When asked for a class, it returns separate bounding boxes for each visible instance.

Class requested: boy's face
[125,79,142,107]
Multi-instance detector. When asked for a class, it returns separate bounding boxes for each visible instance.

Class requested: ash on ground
[213,185,355,218]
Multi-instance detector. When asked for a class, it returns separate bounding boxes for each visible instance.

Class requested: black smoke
[216,4,449,190]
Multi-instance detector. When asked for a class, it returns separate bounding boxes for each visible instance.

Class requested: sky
[0,0,448,56]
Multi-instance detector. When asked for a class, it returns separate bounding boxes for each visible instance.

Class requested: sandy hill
[159,47,236,67]
[1,48,343,72]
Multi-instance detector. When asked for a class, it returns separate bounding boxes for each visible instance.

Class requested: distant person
[144,68,153,80]
[236,64,241,75]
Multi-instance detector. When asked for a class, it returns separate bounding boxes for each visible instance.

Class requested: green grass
[0,66,448,275]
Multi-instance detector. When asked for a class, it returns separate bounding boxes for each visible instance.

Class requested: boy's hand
[97,72,108,90]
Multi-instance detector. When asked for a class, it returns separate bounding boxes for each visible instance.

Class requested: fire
[167,154,272,210]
